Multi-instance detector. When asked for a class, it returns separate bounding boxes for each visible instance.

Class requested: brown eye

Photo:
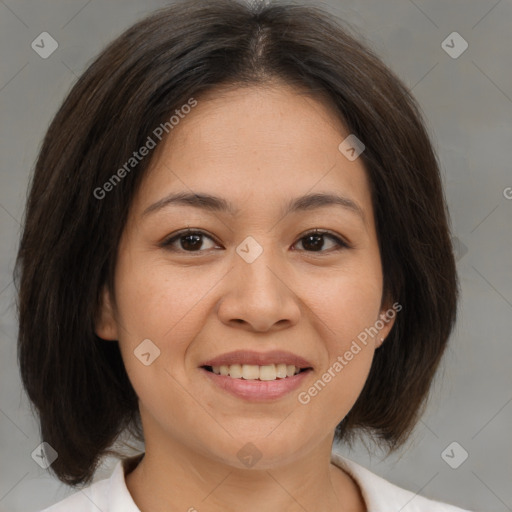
[161,228,349,254]
[162,229,218,252]
[293,230,349,252]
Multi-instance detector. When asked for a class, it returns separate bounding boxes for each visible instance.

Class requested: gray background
[0,0,511,511]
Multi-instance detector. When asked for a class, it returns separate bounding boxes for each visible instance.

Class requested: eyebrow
[142,191,365,222]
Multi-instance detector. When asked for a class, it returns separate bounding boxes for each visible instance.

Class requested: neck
[125,433,365,512]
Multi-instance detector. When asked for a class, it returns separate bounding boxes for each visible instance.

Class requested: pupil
[182,234,202,251]
[303,234,323,251]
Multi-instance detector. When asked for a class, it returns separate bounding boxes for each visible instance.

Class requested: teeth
[209,363,304,380]
[276,363,287,378]
[287,365,297,377]
[242,364,260,380]
[228,364,243,378]
[259,365,276,381]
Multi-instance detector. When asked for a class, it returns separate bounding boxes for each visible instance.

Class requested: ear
[95,285,119,341]
[375,299,401,348]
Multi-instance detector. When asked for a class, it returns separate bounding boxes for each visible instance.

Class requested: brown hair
[15,0,458,486]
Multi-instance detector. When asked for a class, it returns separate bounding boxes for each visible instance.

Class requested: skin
[96,81,396,512]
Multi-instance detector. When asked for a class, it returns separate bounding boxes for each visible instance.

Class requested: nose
[216,247,301,333]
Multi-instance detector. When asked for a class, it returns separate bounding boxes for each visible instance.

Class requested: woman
[16,0,471,510]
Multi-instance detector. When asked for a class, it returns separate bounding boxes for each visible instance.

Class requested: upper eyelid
[162,229,219,246]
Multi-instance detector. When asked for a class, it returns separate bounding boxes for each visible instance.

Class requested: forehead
[133,83,374,225]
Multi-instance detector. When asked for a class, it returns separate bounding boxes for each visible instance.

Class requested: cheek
[115,257,211,340]
[296,276,379,430]
[305,260,383,343]
[293,261,381,426]
[113,258,218,389]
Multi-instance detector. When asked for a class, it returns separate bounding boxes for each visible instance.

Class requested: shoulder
[36,455,143,512]
[331,450,473,512]
[37,477,110,512]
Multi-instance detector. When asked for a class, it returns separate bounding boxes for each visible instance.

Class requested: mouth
[201,363,312,381]
[198,350,314,401]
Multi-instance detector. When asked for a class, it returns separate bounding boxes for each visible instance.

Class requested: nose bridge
[217,234,300,330]
[234,234,285,298]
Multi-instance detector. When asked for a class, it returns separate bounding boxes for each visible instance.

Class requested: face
[96,83,396,469]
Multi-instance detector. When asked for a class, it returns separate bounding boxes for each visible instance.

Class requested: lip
[199,350,313,369]
[200,366,313,401]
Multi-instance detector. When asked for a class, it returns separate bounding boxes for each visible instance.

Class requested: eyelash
[160,228,351,254]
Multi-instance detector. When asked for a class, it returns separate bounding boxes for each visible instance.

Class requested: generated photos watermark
[298,301,402,405]
[93,98,198,200]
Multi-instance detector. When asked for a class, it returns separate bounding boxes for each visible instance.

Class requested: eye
[160,228,350,254]
[160,229,220,253]
[292,229,349,253]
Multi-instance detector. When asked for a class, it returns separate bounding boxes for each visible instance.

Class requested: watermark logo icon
[442,32,468,59]
[338,134,365,161]
[441,441,469,469]
[31,32,59,59]
[236,236,263,264]
[237,442,263,468]
[134,338,161,366]
[451,236,468,262]
[31,442,58,469]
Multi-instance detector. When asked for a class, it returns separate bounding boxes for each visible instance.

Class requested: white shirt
[39,448,472,511]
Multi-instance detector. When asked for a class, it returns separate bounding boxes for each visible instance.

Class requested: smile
[200,366,313,401]
[203,363,308,381]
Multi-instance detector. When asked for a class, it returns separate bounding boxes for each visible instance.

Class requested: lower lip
[200,367,312,401]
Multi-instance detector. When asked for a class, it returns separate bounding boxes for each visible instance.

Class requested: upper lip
[200,350,313,369]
